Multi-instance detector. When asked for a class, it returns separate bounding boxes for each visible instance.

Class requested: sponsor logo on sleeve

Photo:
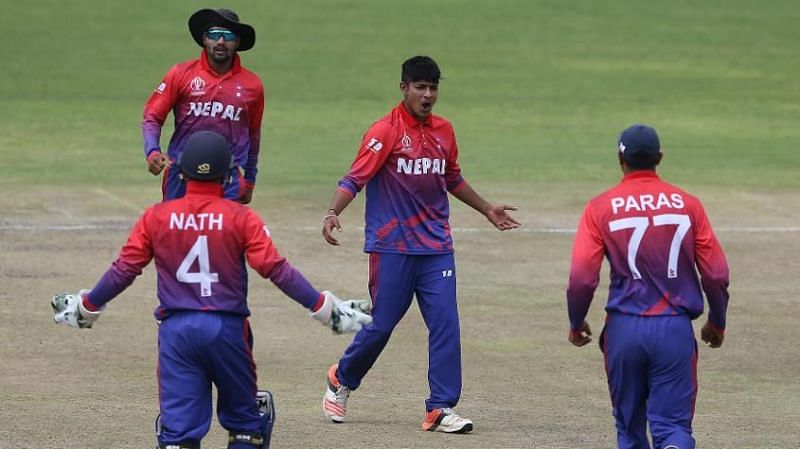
[155,82,167,94]
[366,137,384,153]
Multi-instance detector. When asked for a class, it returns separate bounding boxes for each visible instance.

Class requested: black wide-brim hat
[189,8,255,52]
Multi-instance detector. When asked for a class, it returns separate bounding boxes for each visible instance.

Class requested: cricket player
[143,8,264,203]
[566,124,730,449]
[51,131,372,449]
[320,56,520,433]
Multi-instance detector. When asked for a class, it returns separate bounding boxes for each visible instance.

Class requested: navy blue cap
[178,131,233,181]
[618,124,661,168]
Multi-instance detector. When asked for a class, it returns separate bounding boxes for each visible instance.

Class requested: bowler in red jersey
[142,9,264,204]
[566,124,730,449]
[320,56,520,433]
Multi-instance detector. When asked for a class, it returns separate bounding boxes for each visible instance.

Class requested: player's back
[588,171,708,318]
[146,184,254,318]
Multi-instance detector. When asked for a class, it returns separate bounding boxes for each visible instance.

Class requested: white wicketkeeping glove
[311,291,373,334]
[51,290,104,329]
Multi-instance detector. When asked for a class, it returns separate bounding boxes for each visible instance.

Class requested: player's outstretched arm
[450,181,521,231]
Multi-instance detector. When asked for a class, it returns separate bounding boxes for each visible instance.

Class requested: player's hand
[322,212,342,246]
[568,321,592,347]
[700,320,724,348]
[51,290,103,329]
[239,187,253,204]
[485,204,521,231]
[147,151,169,175]
[311,291,372,334]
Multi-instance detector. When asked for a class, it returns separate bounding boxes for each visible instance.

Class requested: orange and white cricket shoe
[421,408,474,434]
[322,364,350,423]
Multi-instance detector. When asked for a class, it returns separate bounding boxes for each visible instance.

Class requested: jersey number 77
[609,214,691,280]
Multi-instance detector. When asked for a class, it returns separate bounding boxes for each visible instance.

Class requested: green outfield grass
[2,2,799,448]
[2,0,798,190]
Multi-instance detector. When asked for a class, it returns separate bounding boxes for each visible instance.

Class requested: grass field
[1,1,799,448]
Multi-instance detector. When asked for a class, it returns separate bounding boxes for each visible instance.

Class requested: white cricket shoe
[421,408,473,434]
[322,364,350,423]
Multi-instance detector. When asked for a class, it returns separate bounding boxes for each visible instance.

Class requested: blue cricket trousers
[162,164,245,201]
[157,311,267,447]
[601,313,698,449]
[337,252,461,412]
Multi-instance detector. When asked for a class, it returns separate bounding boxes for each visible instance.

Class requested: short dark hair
[401,56,441,84]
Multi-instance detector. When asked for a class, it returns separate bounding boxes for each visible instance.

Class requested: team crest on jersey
[189,76,206,96]
[401,133,412,152]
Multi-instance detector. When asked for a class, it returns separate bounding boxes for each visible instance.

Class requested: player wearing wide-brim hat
[142,8,264,205]
[188,8,256,52]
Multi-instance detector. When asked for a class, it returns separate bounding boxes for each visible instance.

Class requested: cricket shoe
[322,364,349,423]
[421,408,473,434]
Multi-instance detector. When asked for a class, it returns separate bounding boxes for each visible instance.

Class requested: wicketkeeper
[51,131,372,449]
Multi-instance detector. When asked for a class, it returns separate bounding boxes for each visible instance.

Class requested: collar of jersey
[186,180,225,197]
[622,170,660,182]
[397,101,432,128]
[199,50,242,78]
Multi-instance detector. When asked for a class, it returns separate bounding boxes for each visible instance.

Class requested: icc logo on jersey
[401,134,412,152]
[190,76,206,96]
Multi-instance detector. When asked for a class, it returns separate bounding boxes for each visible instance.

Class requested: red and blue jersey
[337,102,465,254]
[142,52,265,187]
[85,181,320,320]
[567,171,730,332]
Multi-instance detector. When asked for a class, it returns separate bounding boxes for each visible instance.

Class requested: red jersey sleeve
[243,83,265,186]
[142,65,181,157]
[337,120,398,197]
[692,201,730,329]
[445,126,465,191]
[566,202,605,332]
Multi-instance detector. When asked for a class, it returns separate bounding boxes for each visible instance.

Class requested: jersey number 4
[176,235,219,297]
[609,214,691,280]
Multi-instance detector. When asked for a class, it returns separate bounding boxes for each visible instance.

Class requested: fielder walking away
[566,124,730,449]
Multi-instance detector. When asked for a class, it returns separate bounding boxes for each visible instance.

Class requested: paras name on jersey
[611,193,684,215]
[169,213,224,231]
[396,157,446,175]
[187,102,243,121]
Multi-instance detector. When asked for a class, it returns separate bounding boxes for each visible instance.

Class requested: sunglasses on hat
[204,29,238,42]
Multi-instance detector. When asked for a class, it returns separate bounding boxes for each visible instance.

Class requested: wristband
[323,214,338,223]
